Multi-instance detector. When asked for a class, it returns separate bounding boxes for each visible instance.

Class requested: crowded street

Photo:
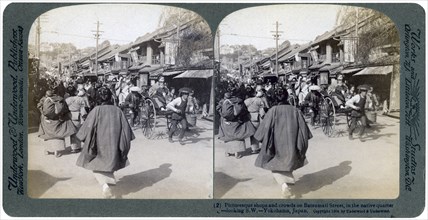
[215,114,399,199]
[28,117,213,199]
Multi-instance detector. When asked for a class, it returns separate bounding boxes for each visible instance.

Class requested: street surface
[214,114,400,199]
[28,117,213,199]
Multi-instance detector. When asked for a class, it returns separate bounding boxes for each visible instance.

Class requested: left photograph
[27,4,214,199]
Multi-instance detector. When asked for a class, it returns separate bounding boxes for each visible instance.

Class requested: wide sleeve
[296,108,312,157]
[254,107,274,142]
[76,107,98,142]
[119,110,135,159]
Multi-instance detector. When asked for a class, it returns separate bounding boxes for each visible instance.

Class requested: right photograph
[214,5,400,199]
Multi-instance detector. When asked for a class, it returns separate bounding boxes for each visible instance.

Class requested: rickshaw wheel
[347,113,363,134]
[166,115,183,136]
[140,99,156,139]
[320,97,336,137]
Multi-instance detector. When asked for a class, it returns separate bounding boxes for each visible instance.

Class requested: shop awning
[353,65,393,76]
[341,67,363,75]
[149,68,164,79]
[139,66,163,73]
[162,70,184,77]
[82,69,96,77]
[128,64,146,71]
[174,69,213,79]
[319,63,343,77]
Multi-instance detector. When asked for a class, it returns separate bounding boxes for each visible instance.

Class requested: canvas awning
[353,65,393,76]
[139,66,163,73]
[258,70,277,78]
[128,64,146,71]
[319,63,343,78]
[341,67,363,74]
[162,71,184,77]
[148,68,164,79]
[174,69,213,79]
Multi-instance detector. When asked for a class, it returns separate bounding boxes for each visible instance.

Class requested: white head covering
[130,86,141,92]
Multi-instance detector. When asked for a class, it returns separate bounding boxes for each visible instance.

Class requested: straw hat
[309,85,321,91]
[130,86,141,92]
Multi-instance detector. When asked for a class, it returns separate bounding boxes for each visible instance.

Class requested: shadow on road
[27,170,71,198]
[214,172,251,198]
[112,163,172,198]
[289,161,352,199]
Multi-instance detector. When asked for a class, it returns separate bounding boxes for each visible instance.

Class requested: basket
[186,114,197,126]
[366,111,377,123]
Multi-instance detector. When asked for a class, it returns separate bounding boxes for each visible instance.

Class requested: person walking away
[255,85,270,112]
[125,87,142,128]
[298,78,310,110]
[365,86,379,127]
[37,89,77,157]
[346,85,369,140]
[244,89,266,154]
[65,88,89,153]
[76,87,135,198]
[186,90,200,128]
[166,89,190,145]
[117,87,128,112]
[218,89,256,158]
[304,85,322,126]
[253,89,312,198]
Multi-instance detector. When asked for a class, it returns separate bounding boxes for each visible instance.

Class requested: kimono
[76,104,135,172]
[38,95,77,140]
[254,104,312,171]
[218,97,256,142]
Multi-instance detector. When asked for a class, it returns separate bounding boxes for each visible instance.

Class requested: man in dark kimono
[166,89,189,145]
[125,86,142,127]
[76,87,135,198]
[346,86,368,140]
[254,89,312,198]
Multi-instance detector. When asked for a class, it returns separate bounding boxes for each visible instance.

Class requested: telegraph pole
[175,10,181,65]
[271,21,283,78]
[91,21,103,81]
[216,29,220,62]
[35,17,40,58]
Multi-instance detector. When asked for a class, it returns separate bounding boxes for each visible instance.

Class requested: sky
[29,4,171,49]
[218,4,342,50]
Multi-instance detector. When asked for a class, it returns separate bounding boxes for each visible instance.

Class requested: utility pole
[35,17,40,58]
[91,21,103,81]
[355,8,359,63]
[271,21,283,79]
[175,9,181,65]
[216,29,220,62]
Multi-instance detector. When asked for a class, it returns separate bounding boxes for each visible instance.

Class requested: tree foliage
[336,6,399,64]
[159,7,213,68]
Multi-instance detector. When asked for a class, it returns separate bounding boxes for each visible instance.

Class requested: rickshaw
[319,88,364,137]
[139,87,193,139]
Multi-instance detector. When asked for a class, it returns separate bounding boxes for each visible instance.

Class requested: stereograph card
[1,1,426,218]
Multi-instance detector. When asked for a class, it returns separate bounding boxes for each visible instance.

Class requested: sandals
[70,149,81,153]
[234,153,242,159]
[54,151,62,158]
[281,183,292,198]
